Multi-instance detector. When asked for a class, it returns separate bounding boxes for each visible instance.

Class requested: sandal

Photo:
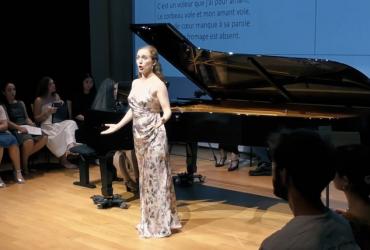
[0,177,6,188]
[228,159,239,171]
[215,156,227,167]
[14,170,25,184]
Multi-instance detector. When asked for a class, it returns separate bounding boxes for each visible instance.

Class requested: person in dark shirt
[2,81,47,174]
[72,74,96,127]
[260,129,359,250]
[334,144,370,250]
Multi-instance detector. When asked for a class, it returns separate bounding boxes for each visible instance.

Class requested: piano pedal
[90,194,129,209]
[173,172,206,186]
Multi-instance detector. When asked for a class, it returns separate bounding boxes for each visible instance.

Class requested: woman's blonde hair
[138,45,165,82]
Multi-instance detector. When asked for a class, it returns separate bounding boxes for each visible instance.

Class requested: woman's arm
[1,105,23,131]
[101,108,133,134]
[0,106,9,131]
[6,119,27,133]
[0,120,8,132]
[33,97,56,123]
[156,81,172,127]
[20,101,35,126]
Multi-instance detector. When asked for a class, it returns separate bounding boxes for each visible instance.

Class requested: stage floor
[0,145,347,250]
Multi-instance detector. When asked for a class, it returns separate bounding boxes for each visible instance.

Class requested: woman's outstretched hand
[101,123,119,134]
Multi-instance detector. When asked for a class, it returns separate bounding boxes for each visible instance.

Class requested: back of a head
[335,144,370,201]
[270,129,335,200]
[36,76,53,97]
[91,78,115,111]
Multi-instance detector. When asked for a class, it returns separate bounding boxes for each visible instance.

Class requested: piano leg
[73,156,96,188]
[186,142,198,174]
[70,144,97,188]
[173,142,206,186]
[99,155,114,197]
[90,153,129,209]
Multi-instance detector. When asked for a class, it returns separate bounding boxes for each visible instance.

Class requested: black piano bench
[69,144,97,188]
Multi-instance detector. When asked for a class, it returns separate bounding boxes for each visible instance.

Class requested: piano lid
[131,23,370,107]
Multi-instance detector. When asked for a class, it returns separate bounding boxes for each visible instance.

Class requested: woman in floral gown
[102,45,181,238]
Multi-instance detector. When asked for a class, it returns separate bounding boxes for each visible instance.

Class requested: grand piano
[83,23,370,207]
[131,23,370,147]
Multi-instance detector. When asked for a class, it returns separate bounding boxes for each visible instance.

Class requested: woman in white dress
[33,76,79,169]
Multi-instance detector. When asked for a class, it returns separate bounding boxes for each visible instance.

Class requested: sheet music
[20,125,42,136]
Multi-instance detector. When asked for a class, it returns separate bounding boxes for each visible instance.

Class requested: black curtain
[0,1,91,106]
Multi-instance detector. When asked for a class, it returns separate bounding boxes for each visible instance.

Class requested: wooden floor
[0,145,347,250]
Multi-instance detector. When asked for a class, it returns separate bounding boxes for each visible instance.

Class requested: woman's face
[4,83,16,102]
[48,79,56,94]
[136,48,155,77]
[83,77,94,92]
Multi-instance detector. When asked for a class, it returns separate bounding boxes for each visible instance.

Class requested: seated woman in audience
[2,81,48,174]
[334,144,370,250]
[72,74,96,127]
[0,104,24,187]
[91,78,118,111]
[33,76,79,169]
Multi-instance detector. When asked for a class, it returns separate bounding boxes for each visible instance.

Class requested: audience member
[33,76,79,169]
[215,143,239,171]
[113,150,139,193]
[334,144,370,250]
[2,81,47,174]
[91,78,118,112]
[92,78,138,189]
[249,147,272,176]
[0,105,24,187]
[260,129,359,250]
[72,73,96,127]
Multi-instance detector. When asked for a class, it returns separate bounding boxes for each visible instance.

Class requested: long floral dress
[128,84,181,238]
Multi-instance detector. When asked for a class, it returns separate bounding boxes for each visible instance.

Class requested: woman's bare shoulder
[55,93,62,101]
[34,97,43,103]
[152,75,166,88]
[131,79,140,87]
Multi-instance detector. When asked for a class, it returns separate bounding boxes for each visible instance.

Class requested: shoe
[61,156,79,169]
[249,161,272,176]
[215,156,227,167]
[125,180,139,193]
[228,159,239,171]
[64,163,79,169]
[66,150,80,162]
[112,176,124,182]
[0,177,6,188]
[14,170,25,184]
